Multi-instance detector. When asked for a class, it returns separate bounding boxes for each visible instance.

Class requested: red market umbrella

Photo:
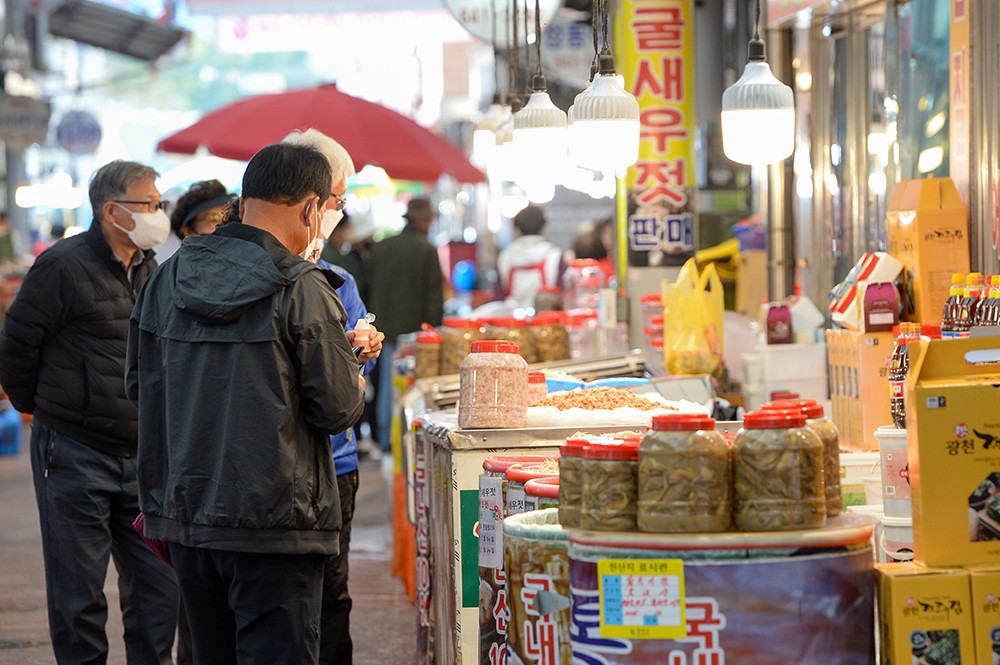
[157,84,484,184]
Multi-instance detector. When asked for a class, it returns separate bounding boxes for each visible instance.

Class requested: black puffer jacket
[0,223,157,457]
[126,223,364,555]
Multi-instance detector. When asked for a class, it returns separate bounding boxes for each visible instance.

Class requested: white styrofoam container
[743,374,829,410]
[758,343,827,381]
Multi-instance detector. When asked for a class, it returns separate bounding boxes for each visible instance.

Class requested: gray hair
[89,160,159,221]
[282,129,356,183]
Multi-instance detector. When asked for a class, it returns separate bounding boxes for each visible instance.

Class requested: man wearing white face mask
[0,160,178,664]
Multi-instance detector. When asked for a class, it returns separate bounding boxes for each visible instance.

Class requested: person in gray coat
[126,143,374,665]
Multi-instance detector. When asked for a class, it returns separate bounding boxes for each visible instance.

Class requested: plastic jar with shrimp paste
[458,340,529,429]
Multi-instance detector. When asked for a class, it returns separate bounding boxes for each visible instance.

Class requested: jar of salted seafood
[580,439,640,531]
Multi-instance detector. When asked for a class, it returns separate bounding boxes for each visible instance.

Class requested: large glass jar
[564,309,599,359]
[580,439,640,531]
[458,340,528,429]
[557,436,589,528]
[562,259,605,310]
[732,411,826,532]
[527,371,548,405]
[414,329,442,380]
[530,312,570,362]
[439,317,486,376]
[762,399,842,517]
[524,476,560,511]
[534,285,562,312]
[486,317,537,364]
[638,414,731,533]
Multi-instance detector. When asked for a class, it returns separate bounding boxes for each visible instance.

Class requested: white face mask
[299,202,322,262]
[320,209,343,239]
[112,203,170,250]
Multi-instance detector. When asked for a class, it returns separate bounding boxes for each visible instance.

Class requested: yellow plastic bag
[663,259,724,375]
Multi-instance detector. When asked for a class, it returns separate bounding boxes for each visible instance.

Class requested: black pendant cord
[491,0,501,103]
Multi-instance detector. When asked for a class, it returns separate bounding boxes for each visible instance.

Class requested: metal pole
[3,0,28,258]
[766,25,795,299]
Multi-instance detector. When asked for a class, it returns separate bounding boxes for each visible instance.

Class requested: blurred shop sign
[0,95,51,147]
[444,0,562,48]
[187,0,440,13]
[540,13,593,88]
[56,110,102,154]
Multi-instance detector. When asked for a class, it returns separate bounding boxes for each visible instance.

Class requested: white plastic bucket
[879,515,914,563]
[862,474,882,507]
[875,425,911,517]
[840,452,880,509]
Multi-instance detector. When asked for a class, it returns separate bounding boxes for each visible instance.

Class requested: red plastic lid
[640,293,662,304]
[563,308,598,323]
[769,390,800,401]
[528,371,547,384]
[489,316,528,327]
[649,337,664,349]
[651,414,715,431]
[742,411,807,429]
[569,259,600,268]
[506,462,560,483]
[650,315,664,326]
[616,432,644,444]
[561,437,591,457]
[582,440,640,461]
[524,476,560,499]
[470,340,519,354]
[416,330,443,344]
[761,399,824,419]
[442,317,483,328]
[482,454,553,474]
[531,311,563,325]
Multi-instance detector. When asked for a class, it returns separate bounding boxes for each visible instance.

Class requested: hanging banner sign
[443,0,563,48]
[618,0,696,266]
[0,95,51,148]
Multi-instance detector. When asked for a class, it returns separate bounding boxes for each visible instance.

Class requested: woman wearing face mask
[155,180,235,262]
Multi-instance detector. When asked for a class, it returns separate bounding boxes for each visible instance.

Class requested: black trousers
[170,544,325,665]
[319,470,359,665]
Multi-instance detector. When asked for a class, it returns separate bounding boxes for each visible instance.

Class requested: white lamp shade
[472,103,511,168]
[570,73,640,175]
[513,91,568,170]
[721,61,795,165]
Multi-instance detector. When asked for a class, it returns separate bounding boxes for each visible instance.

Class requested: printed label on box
[478,475,504,569]
[598,559,686,639]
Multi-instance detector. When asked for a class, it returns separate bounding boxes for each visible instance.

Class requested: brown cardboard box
[826,328,895,451]
[967,566,1000,664]
[886,176,970,324]
[878,563,976,665]
[907,336,1000,567]
[735,249,766,318]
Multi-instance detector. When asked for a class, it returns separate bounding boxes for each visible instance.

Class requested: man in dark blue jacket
[0,160,179,664]
[126,143,371,665]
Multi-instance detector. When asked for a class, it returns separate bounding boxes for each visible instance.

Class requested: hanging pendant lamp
[472,0,511,170]
[721,0,794,165]
[571,52,640,176]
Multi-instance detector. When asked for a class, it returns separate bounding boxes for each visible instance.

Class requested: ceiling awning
[47,0,187,62]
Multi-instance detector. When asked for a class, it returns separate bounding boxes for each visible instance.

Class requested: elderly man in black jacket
[0,160,179,664]
[126,143,372,665]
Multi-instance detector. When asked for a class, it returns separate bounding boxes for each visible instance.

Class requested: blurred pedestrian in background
[366,197,444,453]
[127,143,366,665]
[0,159,178,664]
[497,204,564,307]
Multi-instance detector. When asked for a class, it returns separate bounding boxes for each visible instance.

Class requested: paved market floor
[0,434,416,664]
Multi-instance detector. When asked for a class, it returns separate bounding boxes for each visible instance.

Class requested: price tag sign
[477,475,504,568]
[598,558,686,639]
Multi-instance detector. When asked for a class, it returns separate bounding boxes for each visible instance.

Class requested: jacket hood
[169,224,310,324]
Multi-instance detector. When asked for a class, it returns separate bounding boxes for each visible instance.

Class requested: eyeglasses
[114,199,169,213]
[329,192,348,212]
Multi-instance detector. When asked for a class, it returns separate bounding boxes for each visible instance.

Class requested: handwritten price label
[598,558,686,639]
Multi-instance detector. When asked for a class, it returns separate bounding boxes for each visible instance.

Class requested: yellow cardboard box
[878,563,976,665]
[967,566,1000,664]
[907,336,1000,567]
[886,176,970,324]
[826,328,894,451]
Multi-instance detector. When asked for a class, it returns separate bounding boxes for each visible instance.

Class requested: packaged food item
[765,303,793,344]
[524,476,560,511]
[458,340,528,429]
[487,316,537,364]
[414,329,442,380]
[527,371,548,405]
[732,411,825,531]
[353,317,372,351]
[506,460,561,515]
[557,436,589,528]
[956,272,985,336]
[531,311,571,362]
[888,322,920,429]
[761,399,842,518]
[638,414,730,533]
[939,273,965,337]
[580,439,640,531]
[439,317,486,376]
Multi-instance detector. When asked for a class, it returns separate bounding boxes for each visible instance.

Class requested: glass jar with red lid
[562,259,605,310]
[580,439,640,531]
[414,328,443,379]
[732,411,825,531]
[530,311,570,362]
[458,340,528,429]
[638,414,730,533]
[762,399,841,517]
[524,476,560,511]
[505,461,561,515]
[439,317,487,376]
[527,371,548,405]
[486,316,537,364]
[557,436,590,527]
